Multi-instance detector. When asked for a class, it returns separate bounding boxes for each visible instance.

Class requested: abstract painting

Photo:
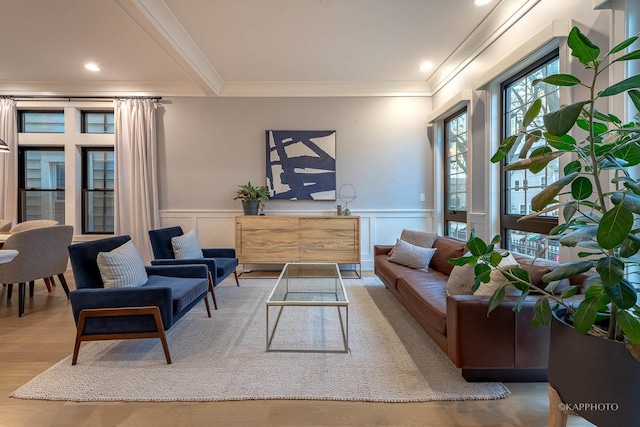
[266,130,336,200]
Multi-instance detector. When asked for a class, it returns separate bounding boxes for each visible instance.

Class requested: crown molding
[115,0,223,96]
[219,81,432,97]
[426,0,541,95]
[0,80,205,97]
[426,89,473,123]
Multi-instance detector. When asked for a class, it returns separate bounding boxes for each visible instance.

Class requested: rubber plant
[450,26,640,348]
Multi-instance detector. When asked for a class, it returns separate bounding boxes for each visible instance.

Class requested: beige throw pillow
[388,239,437,270]
[473,253,522,296]
[399,229,438,248]
[446,251,476,295]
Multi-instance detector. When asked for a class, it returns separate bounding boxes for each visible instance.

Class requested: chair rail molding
[159,208,435,271]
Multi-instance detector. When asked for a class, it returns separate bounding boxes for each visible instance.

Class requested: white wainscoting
[159,209,435,271]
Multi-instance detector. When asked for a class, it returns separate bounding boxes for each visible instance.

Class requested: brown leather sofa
[374,236,587,382]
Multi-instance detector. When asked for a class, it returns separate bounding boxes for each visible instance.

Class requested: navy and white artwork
[266,130,336,200]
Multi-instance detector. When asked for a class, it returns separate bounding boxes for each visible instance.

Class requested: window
[501,51,559,261]
[444,108,468,240]
[82,148,114,234]
[19,111,64,133]
[82,111,114,134]
[18,147,65,223]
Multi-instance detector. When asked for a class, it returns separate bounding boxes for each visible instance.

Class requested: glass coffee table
[266,263,349,352]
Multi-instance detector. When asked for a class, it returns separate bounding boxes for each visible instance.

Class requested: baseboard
[462,368,548,382]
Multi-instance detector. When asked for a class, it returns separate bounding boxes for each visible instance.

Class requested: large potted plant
[234,181,270,215]
[450,27,640,426]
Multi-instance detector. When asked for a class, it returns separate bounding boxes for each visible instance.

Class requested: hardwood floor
[0,272,593,427]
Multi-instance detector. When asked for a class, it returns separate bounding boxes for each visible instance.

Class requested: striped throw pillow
[388,238,437,270]
[171,229,204,259]
[97,240,148,288]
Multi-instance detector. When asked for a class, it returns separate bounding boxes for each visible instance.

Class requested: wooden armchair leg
[18,283,26,317]
[208,271,218,310]
[43,277,53,292]
[234,270,240,287]
[57,273,71,298]
[7,283,13,300]
[204,295,212,317]
[29,281,35,297]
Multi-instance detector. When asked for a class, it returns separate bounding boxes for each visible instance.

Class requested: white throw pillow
[97,240,148,288]
[473,253,522,296]
[171,229,204,259]
[446,251,476,296]
[388,239,437,270]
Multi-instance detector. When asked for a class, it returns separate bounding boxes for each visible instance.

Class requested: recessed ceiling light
[419,61,433,72]
[474,0,494,5]
[84,63,100,72]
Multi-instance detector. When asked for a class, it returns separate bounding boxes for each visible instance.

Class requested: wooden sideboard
[235,215,360,267]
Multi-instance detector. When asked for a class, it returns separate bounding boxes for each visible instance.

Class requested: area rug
[11,277,510,402]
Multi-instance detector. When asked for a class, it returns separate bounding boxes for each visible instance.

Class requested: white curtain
[114,99,160,262]
[0,98,18,225]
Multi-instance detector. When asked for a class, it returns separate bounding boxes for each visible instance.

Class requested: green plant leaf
[487,285,507,315]
[571,177,593,200]
[568,27,601,65]
[543,101,589,136]
[611,192,640,214]
[491,135,519,163]
[629,90,640,113]
[545,133,577,151]
[561,286,580,299]
[523,98,542,127]
[542,261,594,282]
[490,235,501,245]
[605,279,638,309]
[519,131,542,159]
[562,202,577,223]
[531,172,579,211]
[448,255,477,266]
[617,311,640,345]
[600,75,640,97]
[549,223,570,235]
[621,238,640,258]
[577,119,609,135]
[613,143,640,167]
[532,298,552,326]
[489,251,503,267]
[534,74,581,87]
[597,203,634,249]
[564,160,582,175]
[513,291,530,313]
[504,267,530,292]
[613,49,640,62]
[474,264,492,284]
[596,256,625,287]
[468,237,488,256]
[504,150,564,172]
[573,297,601,333]
[608,35,638,55]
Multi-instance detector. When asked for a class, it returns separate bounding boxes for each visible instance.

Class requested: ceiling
[0,0,540,97]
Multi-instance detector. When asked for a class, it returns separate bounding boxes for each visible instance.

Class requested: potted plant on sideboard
[450,26,640,427]
[234,181,270,215]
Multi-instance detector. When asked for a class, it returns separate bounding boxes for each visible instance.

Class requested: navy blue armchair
[148,226,239,310]
[68,235,211,365]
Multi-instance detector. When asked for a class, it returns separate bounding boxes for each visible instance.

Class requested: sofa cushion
[374,254,407,290]
[397,273,448,334]
[430,237,467,276]
[388,239,437,270]
[97,240,148,288]
[144,275,208,314]
[171,229,204,259]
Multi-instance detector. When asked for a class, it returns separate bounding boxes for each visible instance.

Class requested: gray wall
[158,96,432,212]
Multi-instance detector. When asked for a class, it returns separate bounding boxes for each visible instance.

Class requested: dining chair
[0,225,73,317]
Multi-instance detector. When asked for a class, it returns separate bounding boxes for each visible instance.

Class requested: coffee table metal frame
[266,262,349,353]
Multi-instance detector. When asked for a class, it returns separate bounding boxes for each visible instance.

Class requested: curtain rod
[8,95,162,102]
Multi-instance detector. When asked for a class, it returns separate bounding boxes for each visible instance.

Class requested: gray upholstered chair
[10,219,59,232]
[9,219,60,291]
[0,219,11,232]
[0,225,73,317]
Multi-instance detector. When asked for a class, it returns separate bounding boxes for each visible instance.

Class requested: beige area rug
[11,277,510,402]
